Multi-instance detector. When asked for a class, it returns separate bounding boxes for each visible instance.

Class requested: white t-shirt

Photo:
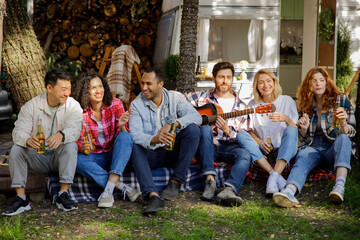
[97,120,106,146]
[214,95,236,139]
[248,95,298,149]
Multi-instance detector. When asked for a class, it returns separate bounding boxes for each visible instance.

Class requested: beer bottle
[82,120,96,154]
[332,95,341,129]
[36,118,45,154]
[196,56,201,75]
[164,122,176,151]
[266,130,274,161]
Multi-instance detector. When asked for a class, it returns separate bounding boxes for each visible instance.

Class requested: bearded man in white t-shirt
[186,62,251,206]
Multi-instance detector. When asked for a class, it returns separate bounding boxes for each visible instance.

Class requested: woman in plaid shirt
[72,72,140,208]
[274,67,356,207]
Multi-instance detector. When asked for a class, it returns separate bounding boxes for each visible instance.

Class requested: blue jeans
[236,126,298,163]
[198,125,251,194]
[76,132,133,189]
[132,124,200,199]
[287,134,352,193]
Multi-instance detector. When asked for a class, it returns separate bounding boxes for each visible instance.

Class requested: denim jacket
[129,88,202,149]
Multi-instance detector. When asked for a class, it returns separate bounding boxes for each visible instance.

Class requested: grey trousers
[9,142,78,188]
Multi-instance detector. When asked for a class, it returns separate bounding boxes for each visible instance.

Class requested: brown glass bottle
[164,122,176,151]
[36,119,45,154]
[196,56,201,75]
[82,120,96,154]
[332,95,341,129]
[266,130,274,161]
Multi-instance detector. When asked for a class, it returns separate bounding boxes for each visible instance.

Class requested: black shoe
[143,195,164,214]
[160,181,181,200]
[2,196,31,216]
[201,179,217,201]
[56,192,78,212]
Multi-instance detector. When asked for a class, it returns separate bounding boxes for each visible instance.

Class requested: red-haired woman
[273,67,356,207]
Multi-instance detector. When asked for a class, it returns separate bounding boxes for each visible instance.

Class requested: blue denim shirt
[129,88,202,149]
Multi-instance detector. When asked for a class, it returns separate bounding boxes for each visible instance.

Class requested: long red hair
[297,67,341,115]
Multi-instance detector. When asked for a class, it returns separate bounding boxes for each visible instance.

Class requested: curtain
[197,18,210,62]
[248,19,263,62]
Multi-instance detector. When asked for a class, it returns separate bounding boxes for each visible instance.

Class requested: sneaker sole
[214,197,243,207]
[143,206,164,214]
[128,191,141,202]
[98,200,114,208]
[201,195,214,202]
[56,203,78,212]
[273,193,300,208]
[329,191,344,204]
[2,204,31,216]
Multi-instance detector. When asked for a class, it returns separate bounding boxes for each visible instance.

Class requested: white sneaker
[98,190,114,208]
[277,175,287,191]
[122,185,141,202]
[266,173,279,196]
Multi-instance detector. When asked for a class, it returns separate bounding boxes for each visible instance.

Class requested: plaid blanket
[47,161,335,204]
[245,161,335,184]
[106,45,140,102]
[47,164,230,204]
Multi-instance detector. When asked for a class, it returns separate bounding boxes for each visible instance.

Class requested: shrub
[164,54,179,81]
[336,21,354,95]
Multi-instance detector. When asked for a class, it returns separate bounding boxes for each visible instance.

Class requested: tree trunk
[2,0,47,109]
[176,0,199,93]
[0,0,5,71]
[355,76,360,159]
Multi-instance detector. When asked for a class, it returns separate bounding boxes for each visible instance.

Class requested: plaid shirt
[299,93,356,148]
[185,89,249,145]
[76,98,127,153]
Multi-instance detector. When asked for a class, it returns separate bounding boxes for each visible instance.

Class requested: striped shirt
[299,93,356,148]
[76,98,127,153]
[185,89,249,145]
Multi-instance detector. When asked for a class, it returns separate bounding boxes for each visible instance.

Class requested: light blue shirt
[129,88,202,149]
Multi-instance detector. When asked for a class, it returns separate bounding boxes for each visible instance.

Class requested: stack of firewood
[33,0,162,75]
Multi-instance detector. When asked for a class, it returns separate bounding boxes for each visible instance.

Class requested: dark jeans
[198,125,251,194]
[132,124,200,199]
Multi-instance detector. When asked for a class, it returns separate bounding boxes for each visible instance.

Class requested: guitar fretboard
[219,108,255,120]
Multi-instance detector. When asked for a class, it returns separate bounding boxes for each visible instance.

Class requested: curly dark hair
[71,71,113,110]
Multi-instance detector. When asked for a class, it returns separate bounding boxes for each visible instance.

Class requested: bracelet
[341,122,348,128]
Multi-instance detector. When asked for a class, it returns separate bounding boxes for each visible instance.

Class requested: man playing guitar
[186,61,252,206]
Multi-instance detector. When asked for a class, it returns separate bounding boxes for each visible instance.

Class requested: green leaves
[46,52,82,83]
[319,8,335,44]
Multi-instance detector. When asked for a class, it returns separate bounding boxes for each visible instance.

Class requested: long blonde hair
[253,69,282,103]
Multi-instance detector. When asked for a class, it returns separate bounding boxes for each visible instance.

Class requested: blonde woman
[236,69,298,196]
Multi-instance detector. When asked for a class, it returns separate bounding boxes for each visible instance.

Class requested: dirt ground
[0,180,335,219]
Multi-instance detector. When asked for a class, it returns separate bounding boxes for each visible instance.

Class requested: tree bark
[2,0,47,109]
[0,0,5,71]
[176,0,199,93]
[356,74,360,159]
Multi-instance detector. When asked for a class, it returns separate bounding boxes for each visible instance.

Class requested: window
[197,19,263,63]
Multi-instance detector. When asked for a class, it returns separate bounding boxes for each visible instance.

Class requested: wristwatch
[58,131,65,142]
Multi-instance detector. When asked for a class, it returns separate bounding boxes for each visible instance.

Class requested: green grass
[1,164,360,239]
[1,197,360,239]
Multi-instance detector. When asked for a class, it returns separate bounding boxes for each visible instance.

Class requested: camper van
[153,0,360,100]
[154,0,281,100]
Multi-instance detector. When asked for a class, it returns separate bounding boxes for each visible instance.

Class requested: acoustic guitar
[195,103,276,125]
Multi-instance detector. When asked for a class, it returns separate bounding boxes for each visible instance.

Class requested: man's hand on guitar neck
[215,116,231,136]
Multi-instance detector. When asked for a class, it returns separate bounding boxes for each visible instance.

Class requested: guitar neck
[219,108,255,120]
